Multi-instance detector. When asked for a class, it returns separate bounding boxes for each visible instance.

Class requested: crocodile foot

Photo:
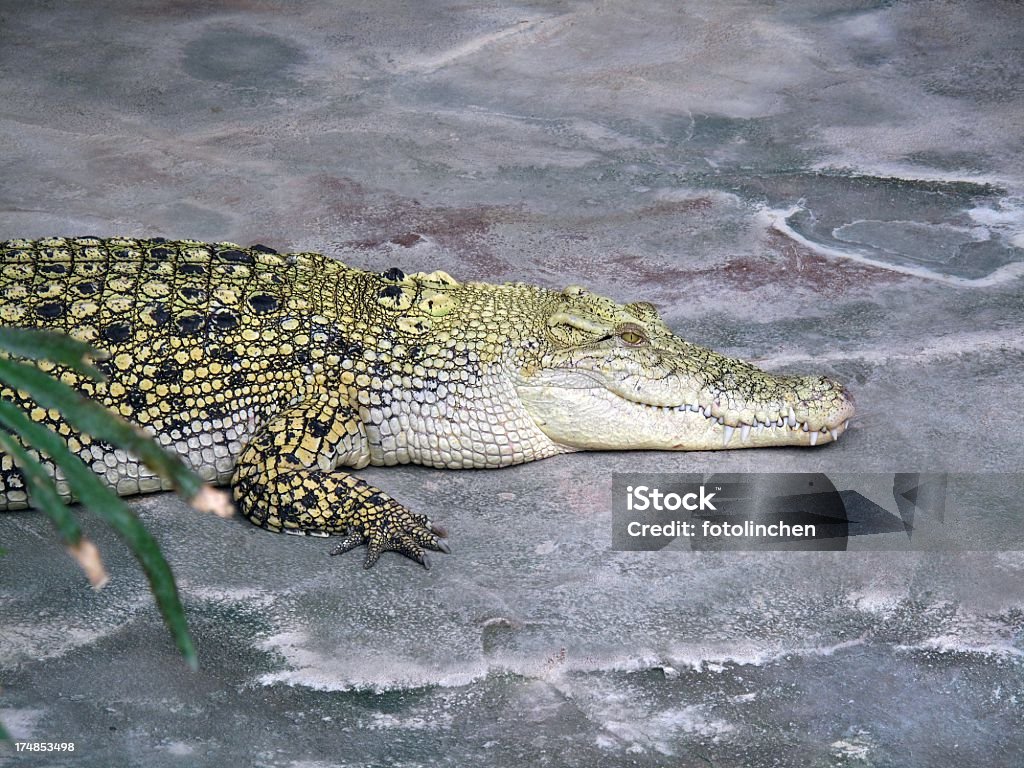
[329,508,450,569]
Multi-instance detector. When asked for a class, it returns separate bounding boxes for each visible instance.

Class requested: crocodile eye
[618,327,647,345]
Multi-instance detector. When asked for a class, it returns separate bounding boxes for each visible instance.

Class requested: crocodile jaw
[516,371,855,451]
[514,282,857,452]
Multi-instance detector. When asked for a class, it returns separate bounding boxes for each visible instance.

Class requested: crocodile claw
[329,512,449,569]
[328,530,365,557]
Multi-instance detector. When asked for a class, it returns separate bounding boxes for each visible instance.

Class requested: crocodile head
[514,286,854,450]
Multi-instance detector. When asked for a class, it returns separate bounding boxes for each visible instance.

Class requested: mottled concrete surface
[1,1,1023,766]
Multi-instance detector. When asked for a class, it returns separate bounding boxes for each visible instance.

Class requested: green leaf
[0,400,197,669]
[0,357,203,501]
[0,431,82,547]
[0,327,107,381]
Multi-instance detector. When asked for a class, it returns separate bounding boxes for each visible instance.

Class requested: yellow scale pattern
[0,236,572,567]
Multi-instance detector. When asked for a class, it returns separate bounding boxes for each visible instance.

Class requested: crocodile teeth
[676,402,844,447]
[722,425,735,446]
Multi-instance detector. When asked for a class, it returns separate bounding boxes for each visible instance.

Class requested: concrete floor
[1,1,1022,766]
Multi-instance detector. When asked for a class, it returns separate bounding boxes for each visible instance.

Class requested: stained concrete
[1,1,1022,766]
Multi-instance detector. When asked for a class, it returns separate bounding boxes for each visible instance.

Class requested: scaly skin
[0,237,854,567]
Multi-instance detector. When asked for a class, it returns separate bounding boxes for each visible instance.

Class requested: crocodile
[0,237,854,567]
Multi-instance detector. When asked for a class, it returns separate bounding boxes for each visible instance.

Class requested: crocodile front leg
[230,394,449,568]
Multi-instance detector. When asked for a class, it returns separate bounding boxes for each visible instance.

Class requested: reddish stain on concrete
[597,230,905,297]
[727,230,906,293]
[389,232,423,247]
[303,176,906,296]
[310,174,519,274]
